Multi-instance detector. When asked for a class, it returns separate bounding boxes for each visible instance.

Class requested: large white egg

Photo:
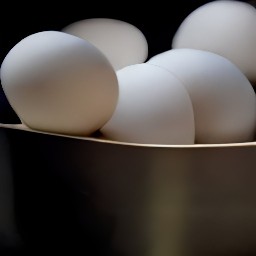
[101,63,195,145]
[148,48,256,144]
[62,18,148,70]
[172,0,256,83]
[0,31,118,136]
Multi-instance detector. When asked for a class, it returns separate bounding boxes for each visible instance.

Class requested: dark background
[0,0,254,124]
[0,1,218,64]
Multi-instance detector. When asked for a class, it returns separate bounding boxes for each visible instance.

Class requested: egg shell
[101,63,195,145]
[62,18,148,70]
[172,0,256,83]
[0,31,118,136]
[148,48,256,144]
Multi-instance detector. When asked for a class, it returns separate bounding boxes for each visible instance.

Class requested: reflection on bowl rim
[0,123,256,149]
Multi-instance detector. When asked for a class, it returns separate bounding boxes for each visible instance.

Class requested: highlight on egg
[0,31,119,136]
[101,63,195,145]
[62,18,148,71]
[148,48,256,144]
[172,0,256,84]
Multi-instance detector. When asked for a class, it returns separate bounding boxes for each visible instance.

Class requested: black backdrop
[0,1,216,63]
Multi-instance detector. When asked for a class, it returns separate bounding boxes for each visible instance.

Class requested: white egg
[62,18,148,70]
[148,48,256,144]
[0,31,118,136]
[101,63,195,145]
[172,0,256,83]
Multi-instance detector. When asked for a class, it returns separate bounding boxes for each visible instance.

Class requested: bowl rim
[1,123,256,149]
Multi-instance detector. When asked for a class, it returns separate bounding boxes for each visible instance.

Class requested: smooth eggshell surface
[172,0,256,83]
[101,63,195,145]
[1,31,119,136]
[62,18,148,70]
[148,49,256,144]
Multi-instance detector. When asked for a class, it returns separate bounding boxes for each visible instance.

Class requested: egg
[101,63,195,145]
[148,49,256,144]
[62,18,148,70]
[172,0,256,83]
[0,31,118,136]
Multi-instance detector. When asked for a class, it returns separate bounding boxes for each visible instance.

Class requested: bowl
[0,123,256,256]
